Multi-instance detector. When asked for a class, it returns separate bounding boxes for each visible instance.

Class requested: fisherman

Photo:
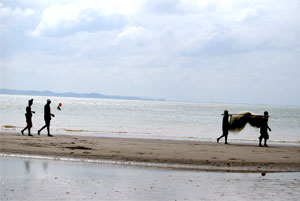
[217,110,230,144]
[38,99,55,137]
[21,99,35,136]
[259,111,271,147]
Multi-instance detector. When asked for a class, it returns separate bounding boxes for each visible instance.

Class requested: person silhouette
[217,110,230,144]
[259,111,271,147]
[38,99,55,137]
[21,99,35,136]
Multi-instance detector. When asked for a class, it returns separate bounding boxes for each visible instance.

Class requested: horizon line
[1,88,299,107]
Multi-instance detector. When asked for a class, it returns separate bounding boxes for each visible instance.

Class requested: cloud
[233,5,264,22]
[29,0,144,37]
[1,0,300,105]
[0,3,35,19]
[143,0,185,15]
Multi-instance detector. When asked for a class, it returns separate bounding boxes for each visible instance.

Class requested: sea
[1,94,299,145]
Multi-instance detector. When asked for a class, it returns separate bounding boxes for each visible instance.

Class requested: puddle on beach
[1,157,300,201]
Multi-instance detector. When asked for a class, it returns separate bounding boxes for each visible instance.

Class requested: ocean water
[0,94,299,144]
[1,156,300,201]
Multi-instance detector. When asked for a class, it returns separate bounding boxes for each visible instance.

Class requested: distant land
[0,89,165,101]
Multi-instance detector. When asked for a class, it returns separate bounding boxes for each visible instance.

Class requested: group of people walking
[20,98,271,147]
[21,99,55,137]
[217,110,271,147]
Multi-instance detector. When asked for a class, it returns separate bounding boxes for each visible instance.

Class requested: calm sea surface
[0,94,299,144]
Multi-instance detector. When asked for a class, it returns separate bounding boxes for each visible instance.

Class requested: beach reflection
[24,160,30,173]
[1,156,300,201]
[42,162,48,174]
[22,159,48,174]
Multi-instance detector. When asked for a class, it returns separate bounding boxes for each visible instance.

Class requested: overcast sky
[1,0,300,105]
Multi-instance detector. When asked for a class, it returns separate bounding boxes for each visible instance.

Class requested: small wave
[110,131,128,134]
[228,138,300,145]
[61,129,129,134]
[269,139,300,144]
[2,125,17,128]
[63,129,89,132]
[1,125,23,130]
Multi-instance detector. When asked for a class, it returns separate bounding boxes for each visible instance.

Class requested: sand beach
[1,132,300,172]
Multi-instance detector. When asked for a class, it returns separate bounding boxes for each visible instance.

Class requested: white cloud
[24,8,35,16]
[233,5,264,22]
[1,0,300,105]
[0,3,35,19]
[116,26,153,45]
[30,0,144,37]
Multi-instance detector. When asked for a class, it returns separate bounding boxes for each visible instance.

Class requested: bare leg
[217,135,224,143]
[259,138,263,147]
[217,134,228,144]
[47,127,53,136]
[28,128,32,136]
[47,126,50,135]
[264,139,268,147]
[38,125,47,135]
[21,127,27,135]
[225,135,228,144]
[46,121,52,137]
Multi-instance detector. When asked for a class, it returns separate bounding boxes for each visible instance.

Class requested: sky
[1,0,300,105]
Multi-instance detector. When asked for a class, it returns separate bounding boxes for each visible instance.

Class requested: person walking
[21,99,35,136]
[217,110,230,144]
[38,99,55,137]
[259,111,271,147]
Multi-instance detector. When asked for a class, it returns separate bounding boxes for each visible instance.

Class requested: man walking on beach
[259,111,271,147]
[21,99,35,136]
[38,99,55,137]
[217,110,230,144]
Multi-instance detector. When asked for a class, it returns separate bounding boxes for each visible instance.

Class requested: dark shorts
[45,119,50,127]
[259,132,269,140]
[26,120,32,128]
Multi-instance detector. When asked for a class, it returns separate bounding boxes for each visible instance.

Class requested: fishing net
[228,112,266,132]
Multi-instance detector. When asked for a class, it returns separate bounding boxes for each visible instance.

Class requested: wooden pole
[221,113,269,117]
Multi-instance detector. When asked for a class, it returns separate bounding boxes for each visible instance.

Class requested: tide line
[0,152,291,173]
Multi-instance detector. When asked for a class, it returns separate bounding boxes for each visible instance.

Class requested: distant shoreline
[1,132,300,172]
[0,88,165,102]
[2,89,300,107]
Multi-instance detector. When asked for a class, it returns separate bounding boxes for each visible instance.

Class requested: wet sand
[2,157,300,201]
[1,132,300,172]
